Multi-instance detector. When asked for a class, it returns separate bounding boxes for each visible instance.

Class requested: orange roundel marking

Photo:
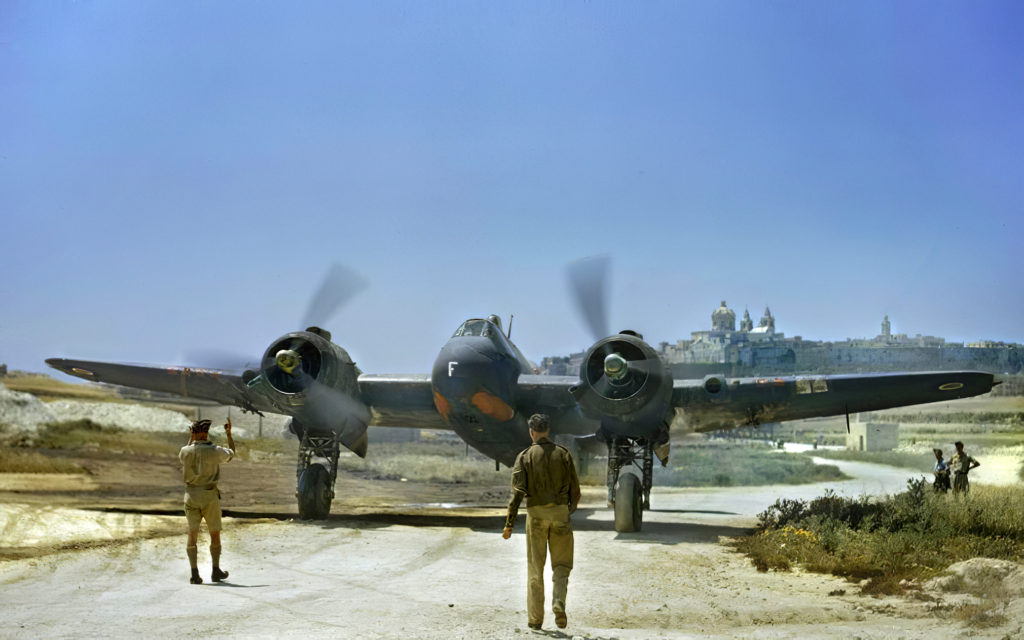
[471,391,515,422]
[433,391,452,421]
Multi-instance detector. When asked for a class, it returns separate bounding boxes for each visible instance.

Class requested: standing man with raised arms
[503,413,581,631]
[179,418,235,584]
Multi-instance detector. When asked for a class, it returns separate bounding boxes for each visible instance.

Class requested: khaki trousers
[953,472,970,493]
[525,504,573,625]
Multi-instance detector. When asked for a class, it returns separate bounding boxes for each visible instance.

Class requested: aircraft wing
[515,375,595,436]
[45,358,272,413]
[46,359,454,430]
[516,375,580,411]
[672,370,997,432]
[357,374,452,430]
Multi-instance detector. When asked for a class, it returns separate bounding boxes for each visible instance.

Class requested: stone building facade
[540,302,1024,377]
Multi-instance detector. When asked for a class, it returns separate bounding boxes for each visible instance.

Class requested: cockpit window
[453,319,493,338]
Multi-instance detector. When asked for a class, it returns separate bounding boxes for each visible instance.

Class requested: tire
[297,464,332,520]
[613,472,643,533]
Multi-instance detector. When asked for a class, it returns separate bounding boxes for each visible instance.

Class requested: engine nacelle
[571,332,673,434]
[250,327,369,451]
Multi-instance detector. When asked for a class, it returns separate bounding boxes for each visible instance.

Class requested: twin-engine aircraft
[46,261,998,531]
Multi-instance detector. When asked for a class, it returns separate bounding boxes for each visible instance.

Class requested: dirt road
[4,456,1020,639]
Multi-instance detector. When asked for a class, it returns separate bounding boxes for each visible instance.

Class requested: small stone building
[847,422,899,452]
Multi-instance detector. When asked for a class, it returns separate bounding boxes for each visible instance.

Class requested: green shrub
[733,480,1024,594]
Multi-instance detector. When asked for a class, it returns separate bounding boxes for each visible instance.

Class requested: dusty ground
[2,443,1022,638]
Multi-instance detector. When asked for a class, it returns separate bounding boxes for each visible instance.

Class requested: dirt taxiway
[5,457,1021,639]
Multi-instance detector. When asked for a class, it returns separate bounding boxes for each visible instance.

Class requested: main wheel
[297,463,332,520]
[613,472,643,533]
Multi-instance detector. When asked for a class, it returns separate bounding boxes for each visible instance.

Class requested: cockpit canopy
[452,318,501,338]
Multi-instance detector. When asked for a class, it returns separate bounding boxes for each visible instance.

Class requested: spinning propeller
[567,256,658,400]
[185,263,367,374]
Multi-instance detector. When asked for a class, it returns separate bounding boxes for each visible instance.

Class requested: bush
[733,480,1024,594]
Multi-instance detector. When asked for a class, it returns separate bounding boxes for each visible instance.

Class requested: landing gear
[614,472,642,532]
[606,436,655,533]
[296,432,340,520]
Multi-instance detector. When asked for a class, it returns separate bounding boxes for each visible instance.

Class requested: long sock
[210,544,222,568]
[187,545,198,569]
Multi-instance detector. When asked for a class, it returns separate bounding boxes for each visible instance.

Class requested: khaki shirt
[949,452,978,475]
[179,441,234,489]
[505,437,581,529]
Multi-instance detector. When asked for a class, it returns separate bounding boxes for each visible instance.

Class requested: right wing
[356,374,452,430]
[48,359,455,430]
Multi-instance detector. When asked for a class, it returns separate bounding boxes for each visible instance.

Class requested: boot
[190,568,203,585]
[211,567,229,582]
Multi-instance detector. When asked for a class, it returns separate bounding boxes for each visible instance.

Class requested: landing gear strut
[606,436,655,533]
[296,431,340,520]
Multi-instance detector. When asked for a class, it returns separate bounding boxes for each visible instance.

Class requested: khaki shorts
[184,487,222,532]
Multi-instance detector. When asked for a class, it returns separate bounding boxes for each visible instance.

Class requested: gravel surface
[4,481,1024,639]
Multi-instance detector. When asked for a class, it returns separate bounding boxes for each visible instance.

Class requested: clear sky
[2,1,1022,377]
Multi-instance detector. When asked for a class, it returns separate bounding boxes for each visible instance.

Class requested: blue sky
[2,1,1022,377]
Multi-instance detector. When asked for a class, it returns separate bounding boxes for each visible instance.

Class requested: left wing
[672,370,997,432]
[46,358,271,413]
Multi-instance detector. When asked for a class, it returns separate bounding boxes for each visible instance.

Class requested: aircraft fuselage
[430,318,534,465]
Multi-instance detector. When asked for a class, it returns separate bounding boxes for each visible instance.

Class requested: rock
[0,384,212,438]
[47,400,191,433]
[0,384,56,437]
[926,557,1024,597]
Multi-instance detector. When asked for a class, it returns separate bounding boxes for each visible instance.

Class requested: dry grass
[33,419,184,457]
[809,448,933,471]
[0,449,85,473]
[2,374,122,403]
[578,443,848,487]
[338,441,506,484]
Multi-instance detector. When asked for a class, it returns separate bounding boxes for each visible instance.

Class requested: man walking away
[503,413,581,630]
[179,418,235,584]
[949,441,980,494]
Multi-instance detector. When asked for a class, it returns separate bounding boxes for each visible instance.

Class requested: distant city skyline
[2,2,1021,377]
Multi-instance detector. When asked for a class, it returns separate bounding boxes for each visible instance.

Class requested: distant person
[949,441,980,494]
[932,448,950,493]
[503,413,581,631]
[179,418,235,584]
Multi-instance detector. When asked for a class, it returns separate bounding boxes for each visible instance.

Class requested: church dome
[711,300,736,332]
